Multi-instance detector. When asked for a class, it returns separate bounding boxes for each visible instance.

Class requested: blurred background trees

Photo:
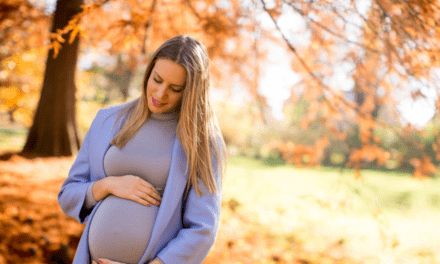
[1,0,440,177]
[0,0,49,125]
[21,0,84,157]
[259,0,440,177]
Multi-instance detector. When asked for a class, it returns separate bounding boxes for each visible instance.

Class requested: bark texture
[22,0,84,157]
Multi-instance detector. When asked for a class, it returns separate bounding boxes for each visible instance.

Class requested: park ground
[1,120,440,264]
[0,143,440,263]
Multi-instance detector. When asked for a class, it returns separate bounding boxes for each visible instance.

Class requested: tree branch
[286,1,380,54]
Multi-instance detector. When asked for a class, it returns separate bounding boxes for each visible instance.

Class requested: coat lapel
[140,137,189,260]
[73,107,126,264]
[90,108,125,179]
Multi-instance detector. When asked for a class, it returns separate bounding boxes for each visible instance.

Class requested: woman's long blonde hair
[110,35,226,197]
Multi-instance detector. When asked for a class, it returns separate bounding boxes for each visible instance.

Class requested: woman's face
[146,58,187,114]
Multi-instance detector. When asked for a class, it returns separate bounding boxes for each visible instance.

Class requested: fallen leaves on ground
[0,154,361,264]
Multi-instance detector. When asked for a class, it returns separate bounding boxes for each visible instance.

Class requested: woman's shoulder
[88,100,137,131]
[97,100,136,117]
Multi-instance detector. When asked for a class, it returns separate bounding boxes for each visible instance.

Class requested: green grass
[0,127,27,153]
[224,155,440,262]
[227,155,440,213]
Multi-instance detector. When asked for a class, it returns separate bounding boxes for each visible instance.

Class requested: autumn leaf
[0,86,24,109]
[55,29,65,43]
[265,7,282,20]
[69,26,82,44]
[354,167,362,179]
[51,41,62,58]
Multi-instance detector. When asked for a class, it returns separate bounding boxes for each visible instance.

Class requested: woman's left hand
[92,260,125,264]
[92,258,161,264]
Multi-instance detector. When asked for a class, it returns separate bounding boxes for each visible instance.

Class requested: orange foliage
[346,145,391,170]
[3,0,440,178]
[268,137,330,167]
[261,0,440,178]
[0,155,82,263]
[0,0,49,55]
[42,0,269,119]
[433,128,440,161]
[0,48,46,126]
[410,154,438,178]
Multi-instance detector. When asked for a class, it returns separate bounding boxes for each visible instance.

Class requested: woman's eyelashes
[171,87,182,93]
[153,76,182,93]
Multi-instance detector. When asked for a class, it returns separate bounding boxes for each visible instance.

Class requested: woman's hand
[92,259,125,264]
[105,175,162,206]
[91,258,162,264]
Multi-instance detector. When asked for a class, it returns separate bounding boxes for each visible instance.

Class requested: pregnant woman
[58,35,226,264]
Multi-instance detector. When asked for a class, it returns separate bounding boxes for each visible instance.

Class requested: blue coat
[58,102,222,264]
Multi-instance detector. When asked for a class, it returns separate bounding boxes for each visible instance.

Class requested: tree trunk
[21,0,84,157]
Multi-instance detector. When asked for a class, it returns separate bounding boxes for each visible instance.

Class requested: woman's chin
[147,103,167,114]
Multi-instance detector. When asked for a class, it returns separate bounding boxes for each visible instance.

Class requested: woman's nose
[155,85,167,99]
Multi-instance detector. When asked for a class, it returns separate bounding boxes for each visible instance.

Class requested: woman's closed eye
[153,73,183,93]
[171,87,183,93]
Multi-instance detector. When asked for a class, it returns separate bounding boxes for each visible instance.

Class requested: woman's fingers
[131,193,151,206]
[136,184,162,202]
[129,192,152,206]
[109,175,162,206]
[137,179,162,199]
[134,190,159,206]
[97,258,126,264]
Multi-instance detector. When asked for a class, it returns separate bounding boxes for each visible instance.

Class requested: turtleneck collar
[150,109,179,122]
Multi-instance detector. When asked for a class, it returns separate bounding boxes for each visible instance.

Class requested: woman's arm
[58,119,96,223]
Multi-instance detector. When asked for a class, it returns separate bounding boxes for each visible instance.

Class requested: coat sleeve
[58,111,100,224]
[156,162,222,264]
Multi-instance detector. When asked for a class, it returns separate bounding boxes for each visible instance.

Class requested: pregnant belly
[88,195,159,264]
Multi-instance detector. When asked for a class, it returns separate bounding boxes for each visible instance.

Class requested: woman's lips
[152,97,164,107]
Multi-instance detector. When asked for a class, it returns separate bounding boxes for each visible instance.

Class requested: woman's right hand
[104,175,162,206]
